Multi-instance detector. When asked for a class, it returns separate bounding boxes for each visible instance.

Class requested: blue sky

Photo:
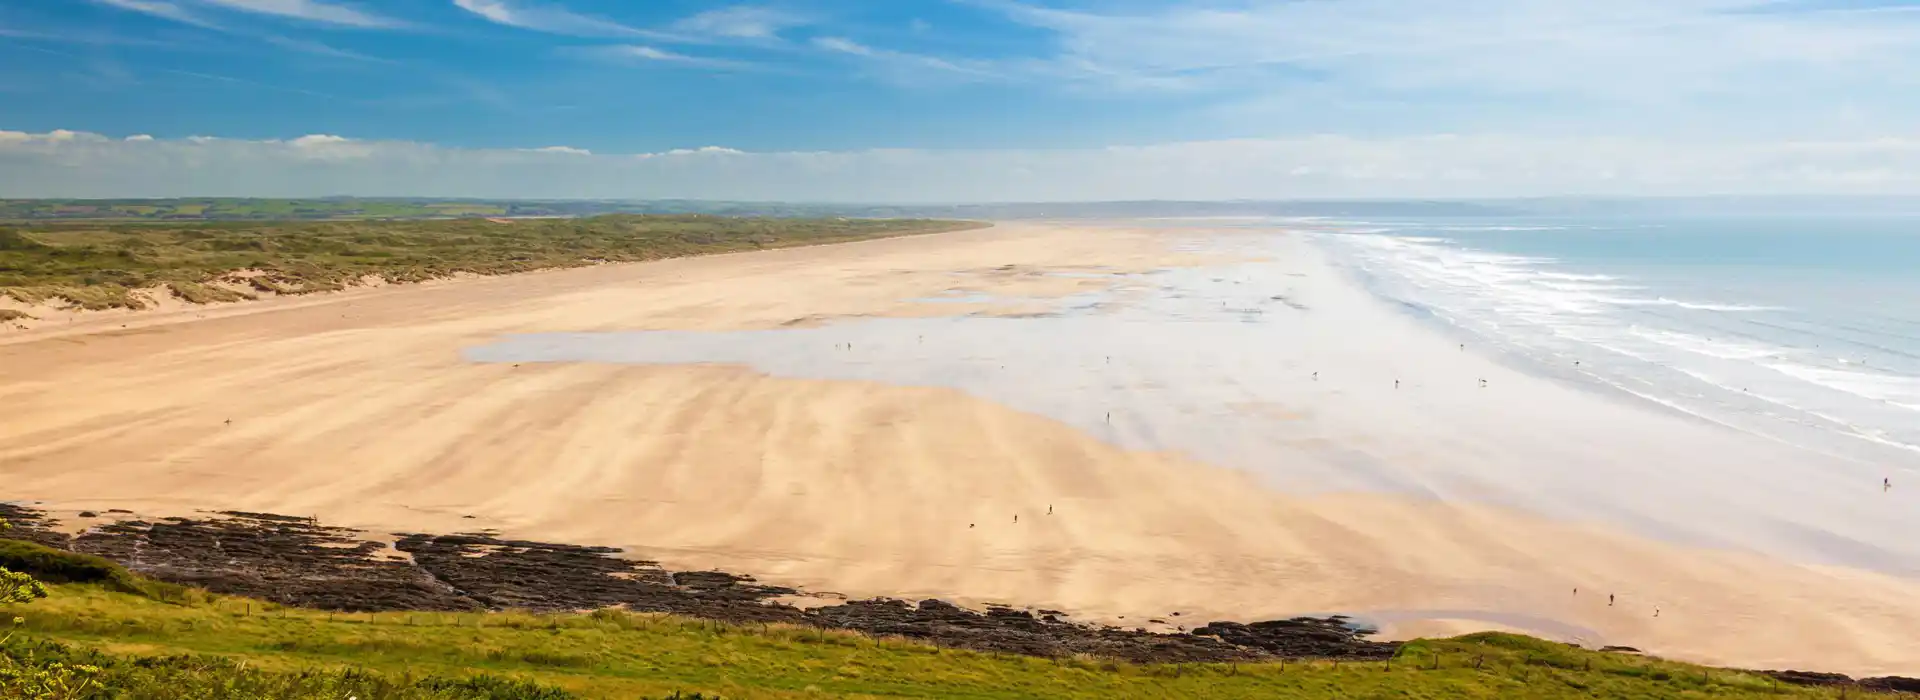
[5,0,1920,200]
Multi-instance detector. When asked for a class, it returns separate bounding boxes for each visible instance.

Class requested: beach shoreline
[0,221,990,343]
[4,222,1919,675]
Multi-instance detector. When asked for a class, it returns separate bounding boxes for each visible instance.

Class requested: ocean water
[1311,215,1920,472]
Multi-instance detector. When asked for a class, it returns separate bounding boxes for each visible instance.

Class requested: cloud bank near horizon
[7,128,1920,202]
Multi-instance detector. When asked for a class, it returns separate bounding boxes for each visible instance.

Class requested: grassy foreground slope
[0,215,979,311]
[1,581,1864,699]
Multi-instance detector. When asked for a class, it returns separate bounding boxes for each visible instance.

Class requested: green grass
[0,540,201,604]
[0,215,979,310]
[1,579,1870,699]
[1,637,582,700]
[0,198,489,221]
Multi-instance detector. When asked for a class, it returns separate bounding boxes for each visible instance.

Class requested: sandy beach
[4,222,1919,675]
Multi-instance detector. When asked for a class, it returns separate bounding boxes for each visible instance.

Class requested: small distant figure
[1312,372,1319,381]
[1573,587,1578,596]
[1574,361,1580,366]
[1654,607,1660,618]
[1394,379,1400,389]
[969,523,975,529]
[1048,505,1053,515]
[224,419,232,426]
[1105,412,1111,423]
[1478,378,1488,388]
[1459,343,1465,351]
[1886,477,1893,492]
[1609,594,1615,606]
[1013,514,1018,523]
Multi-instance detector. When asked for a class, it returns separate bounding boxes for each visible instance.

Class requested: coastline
[0,218,988,342]
[4,222,1920,675]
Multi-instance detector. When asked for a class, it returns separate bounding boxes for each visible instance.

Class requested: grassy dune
[0,198,515,221]
[0,580,1870,699]
[0,215,980,311]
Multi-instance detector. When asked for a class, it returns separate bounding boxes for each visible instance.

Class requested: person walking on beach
[1609,594,1614,606]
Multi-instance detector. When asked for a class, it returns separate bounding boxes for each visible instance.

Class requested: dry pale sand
[4,223,1920,675]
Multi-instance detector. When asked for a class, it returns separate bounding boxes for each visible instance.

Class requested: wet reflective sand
[7,223,1920,675]
[467,230,1920,577]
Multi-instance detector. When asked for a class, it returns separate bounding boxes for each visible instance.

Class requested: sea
[1309,215,1920,473]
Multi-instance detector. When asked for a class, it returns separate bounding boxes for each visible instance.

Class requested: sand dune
[4,223,1919,675]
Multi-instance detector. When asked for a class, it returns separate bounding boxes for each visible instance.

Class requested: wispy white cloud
[259,34,390,62]
[194,0,400,28]
[811,36,996,83]
[573,45,758,70]
[672,6,805,39]
[0,22,200,50]
[982,0,1920,106]
[452,0,653,37]
[87,0,393,60]
[159,67,336,98]
[91,0,221,28]
[811,37,872,57]
[10,128,1920,200]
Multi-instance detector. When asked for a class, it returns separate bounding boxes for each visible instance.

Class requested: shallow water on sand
[1311,215,1920,474]
[465,228,1920,576]
[467,235,1388,489]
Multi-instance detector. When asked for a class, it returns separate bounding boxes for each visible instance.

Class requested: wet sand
[3,223,1920,675]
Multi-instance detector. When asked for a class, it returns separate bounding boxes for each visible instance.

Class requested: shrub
[0,540,193,603]
[0,541,132,590]
[0,568,44,606]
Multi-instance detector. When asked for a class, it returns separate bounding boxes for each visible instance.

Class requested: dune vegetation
[0,215,979,311]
